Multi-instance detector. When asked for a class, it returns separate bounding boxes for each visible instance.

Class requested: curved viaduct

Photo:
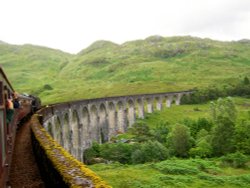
[41,90,192,162]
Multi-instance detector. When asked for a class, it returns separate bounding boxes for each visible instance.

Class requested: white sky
[1,0,250,54]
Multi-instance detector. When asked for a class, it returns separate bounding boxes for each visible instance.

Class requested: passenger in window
[6,98,14,124]
[12,92,20,109]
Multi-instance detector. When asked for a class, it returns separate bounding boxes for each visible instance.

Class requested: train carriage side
[0,67,34,188]
[0,67,16,188]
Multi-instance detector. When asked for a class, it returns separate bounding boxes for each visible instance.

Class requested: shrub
[151,121,169,143]
[84,142,100,164]
[220,152,248,168]
[131,141,169,164]
[131,149,144,164]
[184,118,213,138]
[154,160,199,175]
[43,84,53,90]
[128,122,152,142]
[99,143,136,164]
[189,139,212,158]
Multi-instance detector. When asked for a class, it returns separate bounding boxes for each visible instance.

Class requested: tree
[184,117,213,139]
[210,97,237,123]
[196,129,209,142]
[189,139,212,158]
[168,124,193,157]
[234,120,250,154]
[151,121,169,143]
[99,143,135,164]
[210,98,237,156]
[189,129,212,158]
[128,122,152,142]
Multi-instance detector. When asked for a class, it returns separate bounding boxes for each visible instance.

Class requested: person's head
[12,92,18,99]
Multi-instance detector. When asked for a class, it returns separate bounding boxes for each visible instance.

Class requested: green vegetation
[87,97,250,187]
[1,36,250,104]
[90,156,250,188]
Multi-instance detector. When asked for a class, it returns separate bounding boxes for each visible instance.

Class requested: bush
[84,141,169,164]
[132,141,169,164]
[99,143,136,164]
[220,152,248,168]
[189,139,212,158]
[43,84,53,90]
[84,142,101,164]
[128,122,152,142]
[183,118,213,138]
[154,160,199,175]
[151,121,169,143]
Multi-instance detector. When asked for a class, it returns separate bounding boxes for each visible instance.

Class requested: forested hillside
[0,36,250,104]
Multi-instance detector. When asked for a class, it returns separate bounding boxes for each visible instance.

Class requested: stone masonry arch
[99,103,108,143]
[137,98,145,118]
[55,116,63,146]
[108,102,116,138]
[117,101,126,133]
[90,105,99,143]
[63,113,71,152]
[72,110,80,160]
[127,99,136,127]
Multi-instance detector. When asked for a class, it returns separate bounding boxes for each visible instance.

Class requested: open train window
[0,82,3,106]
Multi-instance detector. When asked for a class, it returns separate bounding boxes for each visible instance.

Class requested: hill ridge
[0,35,250,104]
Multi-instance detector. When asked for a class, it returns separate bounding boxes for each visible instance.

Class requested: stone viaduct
[41,91,192,162]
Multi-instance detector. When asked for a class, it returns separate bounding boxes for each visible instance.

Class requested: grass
[138,103,210,127]
[89,158,250,188]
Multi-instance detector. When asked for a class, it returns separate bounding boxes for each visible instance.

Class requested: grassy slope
[0,36,250,104]
[56,36,250,104]
[0,42,72,97]
[88,97,250,188]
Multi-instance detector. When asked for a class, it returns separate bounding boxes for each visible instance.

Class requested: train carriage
[0,67,35,188]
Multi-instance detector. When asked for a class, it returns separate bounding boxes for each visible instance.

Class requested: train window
[0,82,3,106]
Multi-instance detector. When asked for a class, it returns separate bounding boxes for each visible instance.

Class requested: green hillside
[0,36,250,104]
[0,42,72,99]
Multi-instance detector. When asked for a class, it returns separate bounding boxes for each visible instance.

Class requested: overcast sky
[1,0,250,54]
